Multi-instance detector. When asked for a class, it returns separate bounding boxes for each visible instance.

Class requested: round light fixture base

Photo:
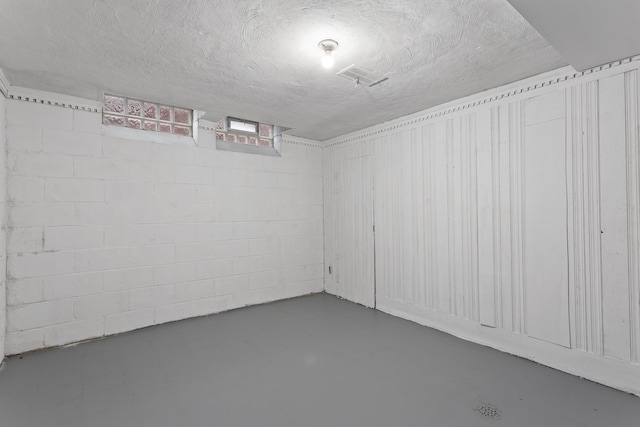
[318,39,339,51]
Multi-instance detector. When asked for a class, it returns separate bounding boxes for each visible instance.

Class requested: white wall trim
[7,86,101,112]
[281,135,323,148]
[324,55,640,147]
[378,297,640,397]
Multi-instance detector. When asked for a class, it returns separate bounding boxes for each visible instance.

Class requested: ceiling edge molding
[0,66,10,97]
[324,55,640,148]
[7,86,101,112]
[281,135,322,148]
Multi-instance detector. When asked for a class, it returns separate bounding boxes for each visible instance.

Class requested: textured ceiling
[0,0,566,140]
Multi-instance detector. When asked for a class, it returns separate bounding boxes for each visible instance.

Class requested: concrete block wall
[4,98,324,355]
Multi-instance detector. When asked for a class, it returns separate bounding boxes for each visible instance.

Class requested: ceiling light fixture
[318,39,338,69]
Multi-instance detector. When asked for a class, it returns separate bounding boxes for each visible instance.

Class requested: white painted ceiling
[0,0,566,140]
[507,0,640,71]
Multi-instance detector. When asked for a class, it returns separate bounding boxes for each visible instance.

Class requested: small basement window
[216,118,274,147]
[215,117,282,156]
[103,94,193,137]
[227,117,259,134]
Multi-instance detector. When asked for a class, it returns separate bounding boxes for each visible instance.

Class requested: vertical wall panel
[599,73,632,361]
[625,70,640,364]
[476,108,496,326]
[509,102,524,334]
[434,121,451,312]
[567,81,603,354]
[330,142,375,307]
[0,94,6,362]
[468,114,479,322]
[522,90,571,348]
[498,105,513,330]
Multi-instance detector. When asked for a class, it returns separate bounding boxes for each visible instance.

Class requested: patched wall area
[4,99,324,355]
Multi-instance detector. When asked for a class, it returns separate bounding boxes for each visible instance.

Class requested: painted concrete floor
[0,294,639,427]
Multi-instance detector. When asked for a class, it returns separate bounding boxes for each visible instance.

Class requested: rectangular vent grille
[336,65,388,87]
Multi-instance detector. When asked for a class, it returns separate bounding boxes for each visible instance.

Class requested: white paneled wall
[0,94,6,361]
[4,98,323,355]
[324,61,640,395]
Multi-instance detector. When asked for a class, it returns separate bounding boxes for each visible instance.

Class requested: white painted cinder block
[6,125,42,153]
[43,272,103,300]
[154,262,197,286]
[8,175,44,202]
[7,227,44,254]
[43,129,102,156]
[130,244,175,267]
[44,226,103,251]
[9,202,75,227]
[44,318,104,348]
[129,284,175,310]
[74,247,130,273]
[74,156,128,180]
[103,266,154,292]
[8,251,74,279]
[4,98,324,356]
[195,259,233,280]
[7,299,74,331]
[73,292,128,319]
[72,110,102,134]
[5,330,45,355]
[45,178,104,202]
[175,279,216,302]
[7,278,44,305]
[7,100,73,130]
[9,152,74,178]
[104,309,155,335]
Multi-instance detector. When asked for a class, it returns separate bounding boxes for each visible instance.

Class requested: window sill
[103,124,197,146]
[216,139,281,157]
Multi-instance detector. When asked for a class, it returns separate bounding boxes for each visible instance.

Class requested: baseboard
[377,296,640,397]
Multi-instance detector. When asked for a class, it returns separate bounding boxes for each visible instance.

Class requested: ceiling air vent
[336,65,388,87]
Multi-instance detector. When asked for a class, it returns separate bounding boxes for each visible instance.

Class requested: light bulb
[318,39,338,69]
[321,51,334,69]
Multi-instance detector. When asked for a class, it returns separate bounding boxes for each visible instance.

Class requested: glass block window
[215,117,273,147]
[103,94,192,136]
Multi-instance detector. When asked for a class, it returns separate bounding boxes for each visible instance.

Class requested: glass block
[104,95,125,114]
[249,137,258,145]
[237,135,247,144]
[103,114,125,126]
[215,120,226,131]
[173,125,191,136]
[259,138,271,147]
[143,121,157,131]
[226,133,236,142]
[128,99,142,116]
[159,106,171,121]
[216,132,226,141]
[127,118,141,129]
[159,123,172,133]
[144,103,157,119]
[259,124,272,138]
[174,108,191,124]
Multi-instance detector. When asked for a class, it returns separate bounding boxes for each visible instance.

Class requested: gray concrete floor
[0,293,639,427]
